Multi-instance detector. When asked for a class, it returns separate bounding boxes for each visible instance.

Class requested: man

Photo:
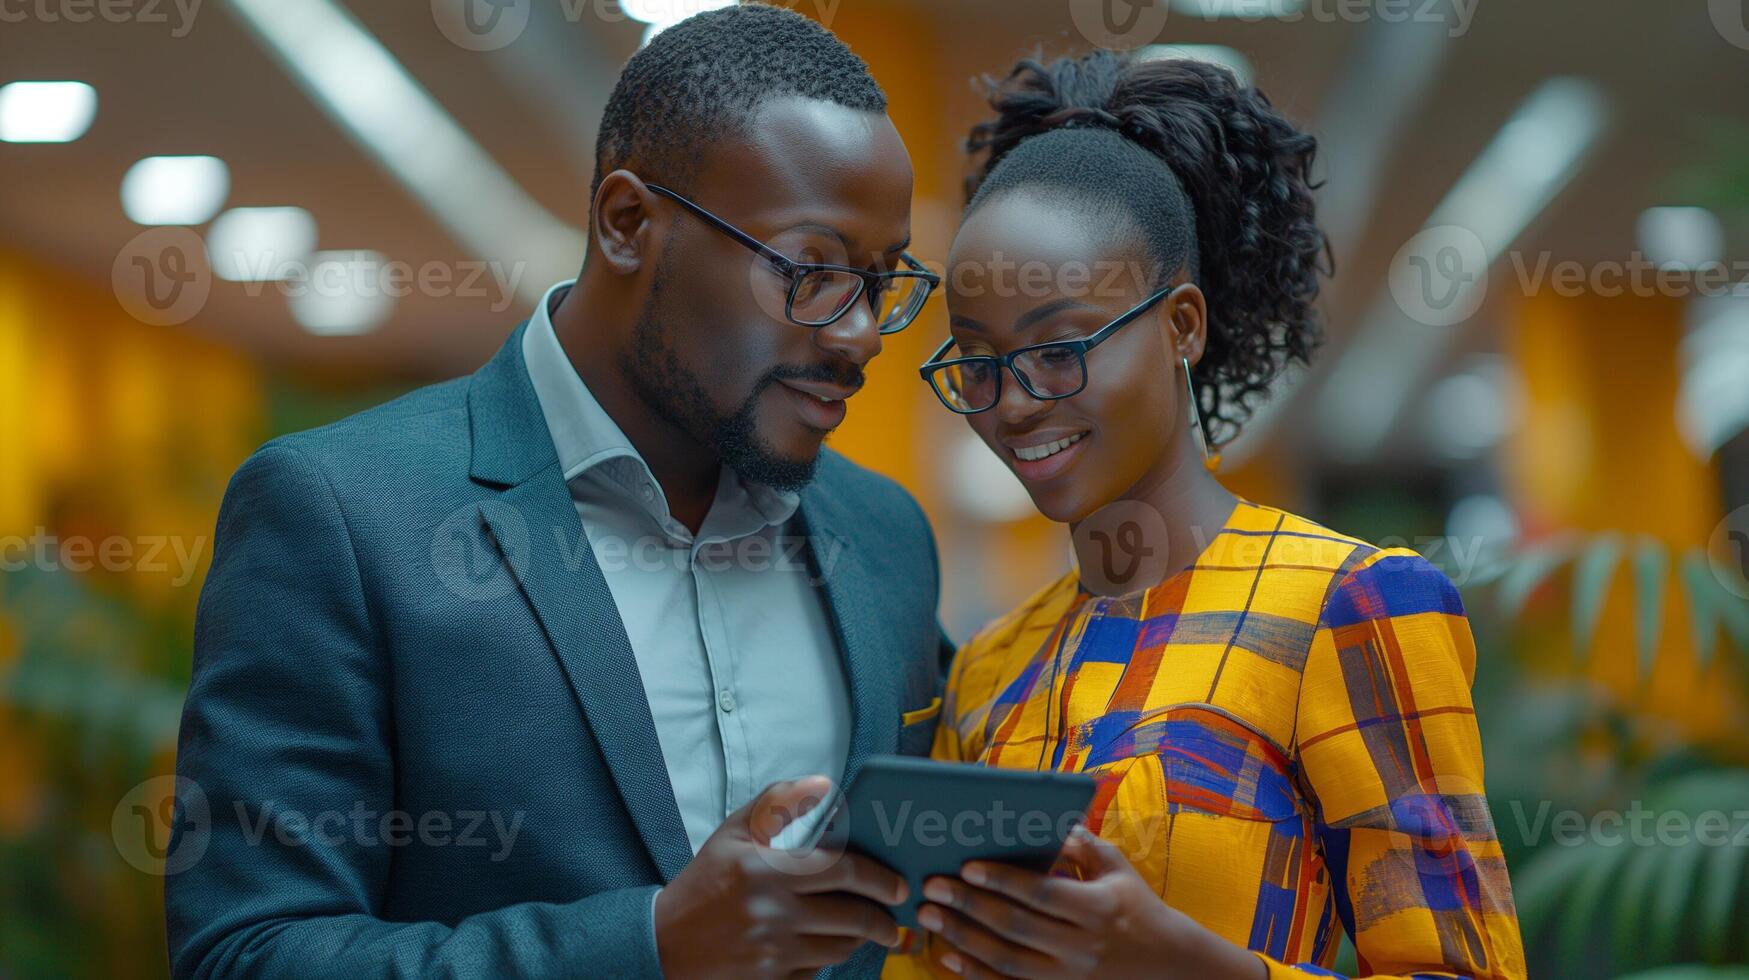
[166,6,951,977]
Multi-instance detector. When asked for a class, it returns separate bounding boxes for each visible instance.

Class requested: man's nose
[812,297,882,367]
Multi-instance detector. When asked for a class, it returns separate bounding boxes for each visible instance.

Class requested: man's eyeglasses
[644,182,939,334]
[919,285,1177,414]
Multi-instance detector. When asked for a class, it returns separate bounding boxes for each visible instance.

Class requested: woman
[884,51,1525,979]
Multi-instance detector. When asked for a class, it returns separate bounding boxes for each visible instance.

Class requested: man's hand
[654,775,910,979]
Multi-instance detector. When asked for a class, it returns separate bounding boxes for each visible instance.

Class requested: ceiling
[1,0,1744,412]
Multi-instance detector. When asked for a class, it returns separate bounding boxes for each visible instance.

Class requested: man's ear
[590,169,659,275]
[1164,283,1208,366]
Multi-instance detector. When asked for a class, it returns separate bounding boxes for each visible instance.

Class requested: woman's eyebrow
[1014,297,1101,332]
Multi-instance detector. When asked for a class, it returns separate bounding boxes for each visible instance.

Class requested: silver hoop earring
[1182,357,1220,473]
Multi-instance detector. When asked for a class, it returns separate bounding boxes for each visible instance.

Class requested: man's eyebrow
[949,314,985,333]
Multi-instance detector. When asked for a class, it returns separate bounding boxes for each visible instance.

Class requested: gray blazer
[167,322,952,978]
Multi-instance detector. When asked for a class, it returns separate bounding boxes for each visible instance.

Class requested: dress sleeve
[1259,550,1526,980]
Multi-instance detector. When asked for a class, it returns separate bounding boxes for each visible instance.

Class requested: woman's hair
[964,50,1331,446]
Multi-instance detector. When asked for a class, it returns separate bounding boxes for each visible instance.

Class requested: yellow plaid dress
[885,500,1525,979]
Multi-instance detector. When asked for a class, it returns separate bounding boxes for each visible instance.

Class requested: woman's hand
[915,826,1265,979]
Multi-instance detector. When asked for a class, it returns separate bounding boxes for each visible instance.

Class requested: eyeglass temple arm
[645,183,797,275]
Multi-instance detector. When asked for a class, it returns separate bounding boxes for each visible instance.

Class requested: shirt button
[641,484,655,502]
[717,688,737,713]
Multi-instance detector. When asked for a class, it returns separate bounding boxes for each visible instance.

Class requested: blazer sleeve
[166,442,663,980]
[1262,550,1526,980]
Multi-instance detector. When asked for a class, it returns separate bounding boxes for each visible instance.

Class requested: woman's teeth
[1014,433,1085,462]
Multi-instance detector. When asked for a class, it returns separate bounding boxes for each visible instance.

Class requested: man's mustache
[764,362,864,395]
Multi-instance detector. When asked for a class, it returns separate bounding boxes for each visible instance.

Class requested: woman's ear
[590,169,658,275]
[1164,282,1208,365]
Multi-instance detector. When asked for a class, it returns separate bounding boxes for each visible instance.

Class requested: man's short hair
[591,2,888,200]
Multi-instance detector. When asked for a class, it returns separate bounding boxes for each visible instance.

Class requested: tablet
[806,756,1098,928]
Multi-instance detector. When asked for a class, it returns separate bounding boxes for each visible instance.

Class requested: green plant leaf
[1679,550,1721,671]
[1648,834,1710,959]
[1572,534,1624,663]
[1613,840,1668,965]
[1698,822,1749,962]
[1631,537,1668,680]
[1497,535,1577,620]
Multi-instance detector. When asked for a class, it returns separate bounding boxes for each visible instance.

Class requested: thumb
[1059,824,1127,878]
[739,775,835,847]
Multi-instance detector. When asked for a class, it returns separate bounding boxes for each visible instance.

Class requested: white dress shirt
[522,280,852,853]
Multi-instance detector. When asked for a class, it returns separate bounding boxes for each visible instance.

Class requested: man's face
[623,96,914,491]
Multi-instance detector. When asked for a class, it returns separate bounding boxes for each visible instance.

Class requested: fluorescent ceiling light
[287,249,394,336]
[1678,294,1749,458]
[1136,44,1254,87]
[223,0,581,305]
[121,155,230,226]
[1171,0,1303,18]
[1314,77,1607,460]
[207,206,318,282]
[1637,206,1724,270]
[0,81,97,143]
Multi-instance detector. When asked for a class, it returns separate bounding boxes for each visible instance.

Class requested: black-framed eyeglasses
[919,285,1177,414]
[644,182,940,334]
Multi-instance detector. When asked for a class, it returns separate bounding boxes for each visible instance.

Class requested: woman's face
[944,191,1205,523]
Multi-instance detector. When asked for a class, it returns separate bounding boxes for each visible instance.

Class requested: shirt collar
[521,280,800,531]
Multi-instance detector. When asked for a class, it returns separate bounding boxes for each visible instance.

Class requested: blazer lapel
[797,491,898,793]
[467,324,693,882]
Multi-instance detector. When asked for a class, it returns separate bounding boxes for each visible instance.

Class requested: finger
[955,860,1099,929]
[741,775,836,846]
[1059,824,1128,877]
[917,902,1058,980]
[793,892,903,947]
[792,849,910,905]
[921,875,1081,954]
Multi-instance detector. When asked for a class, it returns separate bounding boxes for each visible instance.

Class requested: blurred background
[3,0,1749,976]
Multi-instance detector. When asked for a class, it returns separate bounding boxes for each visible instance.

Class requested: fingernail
[941,952,963,974]
[961,863,986,886]
[919,906,943,932]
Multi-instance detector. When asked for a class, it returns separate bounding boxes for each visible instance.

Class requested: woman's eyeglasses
[919,285,1177,414]
[644,182,940,334]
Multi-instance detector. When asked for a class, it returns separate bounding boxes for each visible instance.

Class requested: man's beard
[619,277,857,493]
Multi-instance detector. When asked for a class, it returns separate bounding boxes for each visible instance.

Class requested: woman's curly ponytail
[964,50,1332,446]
